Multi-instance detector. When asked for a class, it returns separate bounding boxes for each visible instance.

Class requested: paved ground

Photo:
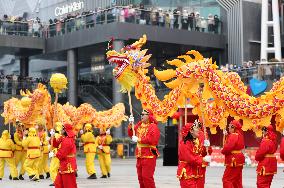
[1,158,284,188]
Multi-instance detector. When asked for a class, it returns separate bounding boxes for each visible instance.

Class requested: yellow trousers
[98,153,111,176]
[85,153,96,175]
[15,150,26,175]
[39,153,49,175]
[49,156,59,182]
[24,157,40,178]
[0,157,18,178]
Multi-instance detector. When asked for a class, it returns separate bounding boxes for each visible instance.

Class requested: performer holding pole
[280,130,284,161]
[221,120,245,188]
[54,123,77,188]
[177,123,211,187]
[0,130,19,180]
[255,125,277,188]
[95,126,112,178]
[128,109,160,188]
[49,122,63,187]
[80,123,97,179]
[14,122,26,180]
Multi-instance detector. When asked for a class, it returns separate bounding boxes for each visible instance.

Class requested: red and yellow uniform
[54,123,77,188]
[38,130,50,178]
[0,130,18,179]
[22,128,41,180]
[255,125,277,188]
[95,128,112,177]
[280,137,284,161]
[50,122,63,183]
[221,120,245,188]
[128,110,160,188]
[14,128,26,178]
[177,123,204,188]
[81,123,97,178]
[197,129,213,188]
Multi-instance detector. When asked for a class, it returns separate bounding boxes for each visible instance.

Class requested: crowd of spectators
[0,74,49,95]
[0,15,43,37]
[0,4,221,38]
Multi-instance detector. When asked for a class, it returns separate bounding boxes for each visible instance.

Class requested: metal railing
[0,6,222,38]
[45,6,222,38]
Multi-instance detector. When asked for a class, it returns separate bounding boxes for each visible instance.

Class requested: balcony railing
[0,6,222,39]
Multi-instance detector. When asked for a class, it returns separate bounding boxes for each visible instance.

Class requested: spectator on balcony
[214,15,220,34]
[168,10,174,29]
[49,19,55,37]
[55,18,62,36]
[208,14,214,32]
[124,6,130,22]
[181,10,189,30]
[129,4,136,23]
[139,4,147,25]
[150,8,157,26]
[119,7,125,22]
[33,19,41,37]
[200,17,207,32]
[195,12,201,31]
[188,12,195,31]
[165,11,170,28]
[173,9,180,29]
[2,15,9,34]
[76,13,82,30]
[85,11,94,28]
[158,8,165,27]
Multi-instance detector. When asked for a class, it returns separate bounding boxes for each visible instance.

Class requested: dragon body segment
[107,35,284,135]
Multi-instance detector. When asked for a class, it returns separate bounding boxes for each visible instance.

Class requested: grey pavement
[1,158,284,188]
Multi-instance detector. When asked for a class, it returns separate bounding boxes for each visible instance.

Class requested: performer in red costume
[196,119,213,188]
[255,125,277,188]
[53,124,77,188]
[177,122,211,188]
[280,131,284,161]
[221,120,245,188]
[128,109,160,188]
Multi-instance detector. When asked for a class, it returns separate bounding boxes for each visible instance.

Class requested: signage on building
[55,1,84,17]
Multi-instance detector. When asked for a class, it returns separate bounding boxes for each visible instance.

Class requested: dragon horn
[131,35,147,49]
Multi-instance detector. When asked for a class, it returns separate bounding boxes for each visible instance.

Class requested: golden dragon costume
[107,35,284,136]
[2,84,127,131]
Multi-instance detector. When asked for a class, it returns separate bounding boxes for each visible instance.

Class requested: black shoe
[0,178,2,180]
[39,175,44,179]
[9,175,12,180]
[49,183,55,186]
[13,177,19,180]
[100,175,107,178]
[29,175,34,180]
[46,172,50,179]
[87,173,97,179]
[31,175,39,182]
[19,175,24,180]
[75,172,78,177]
[107,173,110,177]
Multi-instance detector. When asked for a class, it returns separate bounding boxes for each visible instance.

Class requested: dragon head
[106,35,152,92]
